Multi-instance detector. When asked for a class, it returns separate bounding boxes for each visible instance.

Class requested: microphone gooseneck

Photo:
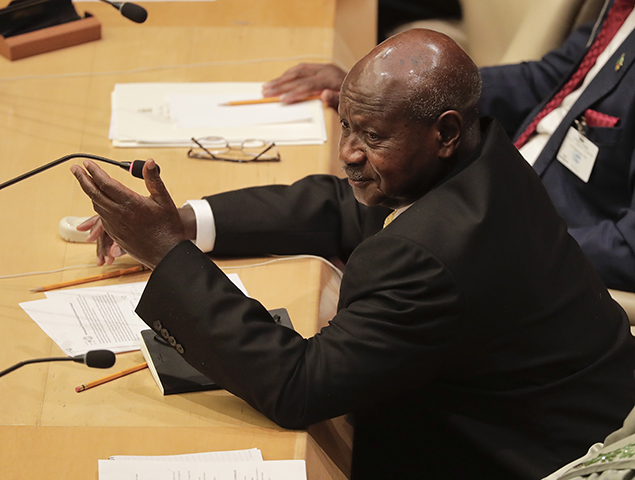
[0,350,116,378]
[99,0,148,23]
[0,154,155,191]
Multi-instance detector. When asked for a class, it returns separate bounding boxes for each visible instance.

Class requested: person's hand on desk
[71,159,190,270]
[262,63,346,110]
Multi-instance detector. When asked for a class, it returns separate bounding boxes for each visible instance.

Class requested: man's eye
[340,119,350,129]
[367,132,379,141]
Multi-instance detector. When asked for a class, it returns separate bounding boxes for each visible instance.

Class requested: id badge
[556,127,599,183]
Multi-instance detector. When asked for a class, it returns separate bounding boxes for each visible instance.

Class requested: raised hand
[71,159,186,269]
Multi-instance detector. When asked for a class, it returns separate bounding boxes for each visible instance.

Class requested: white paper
[98,459,306,480]
[168,94,313,129]
[110,82,327,147]
[82,0,214,2]
[20,282,148,356]
[20,274,248,356]
[110,448,263,462]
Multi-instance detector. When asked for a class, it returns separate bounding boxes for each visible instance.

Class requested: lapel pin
[615,53,625,72]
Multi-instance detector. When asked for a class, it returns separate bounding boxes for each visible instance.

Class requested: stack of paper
[110,82,327,147]
[99,448,307,480]
[20,274,248,356]
[20,282,148,356]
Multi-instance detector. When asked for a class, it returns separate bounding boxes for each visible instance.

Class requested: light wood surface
[0,0,374,477]
[0,425,343,480]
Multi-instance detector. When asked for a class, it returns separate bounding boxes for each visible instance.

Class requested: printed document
[109,447,264,462]
[20,274,248,356]
[110,82,327,147]
[98,459,306,480]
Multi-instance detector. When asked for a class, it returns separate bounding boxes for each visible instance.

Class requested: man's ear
[436,110,463,159]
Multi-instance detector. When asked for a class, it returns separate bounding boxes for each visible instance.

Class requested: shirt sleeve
[184,199,216,253]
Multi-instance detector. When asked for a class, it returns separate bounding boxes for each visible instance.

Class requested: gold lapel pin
[615,53,625,72]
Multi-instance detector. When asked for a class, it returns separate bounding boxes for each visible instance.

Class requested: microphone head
[129,160,146,179]
[127,160,160,179]
[121,3,148,23]
[84,350,116,369]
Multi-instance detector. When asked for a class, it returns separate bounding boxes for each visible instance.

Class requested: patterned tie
[514,0,635,149]
[383,210,397,228]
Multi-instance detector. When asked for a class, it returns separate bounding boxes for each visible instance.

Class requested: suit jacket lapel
[532,26,635,176]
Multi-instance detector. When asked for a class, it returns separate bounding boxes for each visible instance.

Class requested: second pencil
[32,265,147,293]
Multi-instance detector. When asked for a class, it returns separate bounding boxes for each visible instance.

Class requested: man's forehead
[342,64,412,111]
[339,85,408,127]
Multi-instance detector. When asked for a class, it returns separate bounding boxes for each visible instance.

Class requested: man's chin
[351,186,383,207]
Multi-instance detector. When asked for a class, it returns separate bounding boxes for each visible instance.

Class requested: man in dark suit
[263,0,635,292]
[71,29,635,480]
[479,0,635,292]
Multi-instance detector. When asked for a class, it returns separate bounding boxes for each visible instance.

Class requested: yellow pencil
[31,265,148,293]
[75,362,148,392]
[220,94,322,106]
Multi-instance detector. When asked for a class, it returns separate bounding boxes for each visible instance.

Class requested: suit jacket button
[153,320,162,331]
[176,344,184,354]
[168,336,177,347]
[161,328,169,339]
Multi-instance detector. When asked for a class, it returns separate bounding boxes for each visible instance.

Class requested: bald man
[72,30,635,480]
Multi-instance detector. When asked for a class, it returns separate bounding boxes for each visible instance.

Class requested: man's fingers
[71,164,104,202]
[142,159,164,196]
[76,215,99,232]
[71,163,113,209]
[263,64,322,96]
[321,89,340,111]
[263,66,304,93]
[82,159,138,205]
[274,79,323,104]
[71,164,124,224]
[110,243,125,259]
[86,218,105,243]
[142,159,177,210]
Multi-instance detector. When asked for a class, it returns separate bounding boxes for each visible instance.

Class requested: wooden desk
[0,425,342,479]
[0,1,374,477]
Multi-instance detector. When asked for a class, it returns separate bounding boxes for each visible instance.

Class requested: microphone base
[0,13,101,61]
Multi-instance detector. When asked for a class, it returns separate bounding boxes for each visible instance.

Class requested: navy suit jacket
[480,5,635,291]
[137,120,635,480]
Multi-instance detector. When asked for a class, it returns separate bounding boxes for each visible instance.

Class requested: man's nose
[339,135,365,166]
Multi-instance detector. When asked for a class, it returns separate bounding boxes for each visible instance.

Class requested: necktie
[383,210,396,228]
[514,0,635,149]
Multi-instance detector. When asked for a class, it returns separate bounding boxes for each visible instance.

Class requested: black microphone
[0,349,116,378]
[99,0,148,23]
[79,350,117,368]
[0,153,157,191]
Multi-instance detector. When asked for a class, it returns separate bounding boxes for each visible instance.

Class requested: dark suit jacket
[136,119,635,480]
[480,2,635,291]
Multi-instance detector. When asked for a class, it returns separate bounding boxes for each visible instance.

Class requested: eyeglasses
[188,136,280,163]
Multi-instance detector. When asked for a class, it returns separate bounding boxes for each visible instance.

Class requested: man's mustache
[342,164,365,180]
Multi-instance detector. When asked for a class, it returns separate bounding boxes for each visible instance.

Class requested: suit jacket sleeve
[136,181,463,430]
[137,176,461,428]
[568,192,635,291]
[204,174,389,262]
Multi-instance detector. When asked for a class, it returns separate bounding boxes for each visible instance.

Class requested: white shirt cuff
[184,199,216,252]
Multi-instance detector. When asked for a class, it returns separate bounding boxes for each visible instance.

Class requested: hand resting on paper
[262,63,347,111]
[71,159,193,269]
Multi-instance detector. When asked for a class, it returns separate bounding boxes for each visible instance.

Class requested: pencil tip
[31,288,43,293]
